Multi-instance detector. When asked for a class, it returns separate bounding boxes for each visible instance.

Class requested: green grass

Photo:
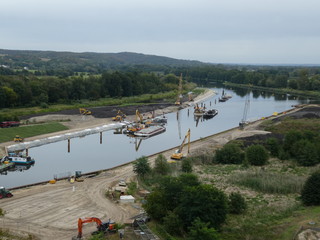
[228,170,306,194]
[265,118,320,134]
[0,122,68,143]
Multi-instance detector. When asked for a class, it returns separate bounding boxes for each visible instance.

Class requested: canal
[0,86,311,188]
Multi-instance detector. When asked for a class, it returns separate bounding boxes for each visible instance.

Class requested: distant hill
[0,49,206,75]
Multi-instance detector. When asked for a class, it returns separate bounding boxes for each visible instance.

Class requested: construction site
[1,84,320,239]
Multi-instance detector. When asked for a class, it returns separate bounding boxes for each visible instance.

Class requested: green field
[0,122,68,143]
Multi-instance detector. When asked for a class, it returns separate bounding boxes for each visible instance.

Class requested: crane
[175,73,183,105]
[76,217,115,239]
[171,129,191,160]
[239,90,250,129]
[136,109,144,123]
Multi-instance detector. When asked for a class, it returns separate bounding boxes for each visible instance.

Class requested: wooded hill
[0,49,205,76]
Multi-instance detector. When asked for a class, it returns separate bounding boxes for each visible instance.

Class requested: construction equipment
[239,90,250,129]
[70,171,84,183]
[79,108,92,115]
[175,73,183,105]
[136,109,144,123]
[76,217,116,239]
[171,129,191,160]
[13,135,23,142]
[112,110,126,121]
[0,186,13,199]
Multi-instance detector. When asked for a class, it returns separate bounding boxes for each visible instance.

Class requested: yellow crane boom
[171,128,191,160]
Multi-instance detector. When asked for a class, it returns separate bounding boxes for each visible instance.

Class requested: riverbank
[0,88,215,156]
[224,82,320,99]
[1,103,318,240]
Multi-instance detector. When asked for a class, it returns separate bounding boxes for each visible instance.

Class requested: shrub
[154,154,170,175]
[292,140,319,166]
[187,218,220,240]
[181,158,193,173]
[266,137,280,157]
[215,143,244,164]
[228,192,247,214]
[246,144,269,166]
[163,211,183,235]
[301,171,320,206]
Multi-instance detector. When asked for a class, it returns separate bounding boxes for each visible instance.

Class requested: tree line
[0,72,182,109]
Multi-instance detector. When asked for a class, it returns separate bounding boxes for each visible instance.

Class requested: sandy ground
[0,91,316,240]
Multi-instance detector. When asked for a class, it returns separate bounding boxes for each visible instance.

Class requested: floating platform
[134,125,166,137]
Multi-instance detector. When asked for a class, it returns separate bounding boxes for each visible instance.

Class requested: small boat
[134,125,166,137]
[1,153,35,166]
[203,109,218,119]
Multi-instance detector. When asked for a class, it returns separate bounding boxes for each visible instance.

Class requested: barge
[134,125,166,137]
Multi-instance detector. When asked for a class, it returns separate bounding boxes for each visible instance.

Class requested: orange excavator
[76,217,116,239]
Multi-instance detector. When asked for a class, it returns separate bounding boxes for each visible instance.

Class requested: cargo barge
[134,125,166,137]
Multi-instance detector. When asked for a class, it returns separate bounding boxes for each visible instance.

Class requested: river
[0,86,311,188]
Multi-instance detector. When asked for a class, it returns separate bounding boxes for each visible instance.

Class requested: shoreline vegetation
[224,82,320,99]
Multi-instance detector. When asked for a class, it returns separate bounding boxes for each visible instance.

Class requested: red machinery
[77,217,115,239]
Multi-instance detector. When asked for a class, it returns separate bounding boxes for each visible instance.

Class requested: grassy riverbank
[0,122,68,143]
[224,82,320,99]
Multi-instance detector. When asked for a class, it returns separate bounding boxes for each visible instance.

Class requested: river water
[0,86,311,188]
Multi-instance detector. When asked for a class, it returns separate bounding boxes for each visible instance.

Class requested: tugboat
[1,152,35,166]
[203,109,218,119]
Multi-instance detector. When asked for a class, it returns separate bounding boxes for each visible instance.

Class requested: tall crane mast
[175,73,183,105]
[239,90,250,129]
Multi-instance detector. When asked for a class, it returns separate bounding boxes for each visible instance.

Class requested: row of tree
[0,72,182,108]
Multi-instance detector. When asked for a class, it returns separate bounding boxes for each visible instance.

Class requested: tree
[293,140,319,166]
[181,158,193,173]
[153,154,170,175]
[177,184,228,230]
[215,143,244,164]
[301,171,320,206]
[246,144,269,166]
[163,211,183,235]
[133,156,151,178]
[228,192,247,214]
[187,218,220,240]
[266,137,280,157]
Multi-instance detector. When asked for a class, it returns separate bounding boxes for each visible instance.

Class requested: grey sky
[1,0,320,64]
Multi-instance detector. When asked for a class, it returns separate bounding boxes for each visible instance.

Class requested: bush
[301,171,320,206]
[228,192,247,214]
[292,140,319,166]
[153,154,170,175]
[246,144,269,166]
[215,143,244,164]
[181,158,193,173]
[187,218,220,240]
[266,137,280,157]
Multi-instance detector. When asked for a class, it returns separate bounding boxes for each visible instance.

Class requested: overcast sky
[1,0,320,64]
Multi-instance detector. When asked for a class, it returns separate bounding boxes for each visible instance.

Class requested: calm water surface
[0,86,310,188]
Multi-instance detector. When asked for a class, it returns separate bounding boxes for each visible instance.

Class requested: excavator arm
[171,129,190,160]
[77,217,103,239]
